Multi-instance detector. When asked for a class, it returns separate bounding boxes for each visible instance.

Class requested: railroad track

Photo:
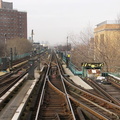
[0,56,30,71]
[0,52,44,97]
[19,52,120,120]
[83,76,120,106]
[0,62,29,97]
[19,52,83,120]
[57,54,120,119]
[37,81,74,119]
[34,52,76,120]
[108,75,120,89]
[0,51,50,119]
[66,81,120,119]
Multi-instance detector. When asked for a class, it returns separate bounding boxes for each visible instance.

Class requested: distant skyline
[6,0,120,45]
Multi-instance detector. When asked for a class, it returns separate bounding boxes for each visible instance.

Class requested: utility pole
[14,47,17,60]
[28,29,35,80]
[10,48,13,70]
[31,29,34,44]
[66,36,70,68]
[37,42,40,71]
[67,36,68,52]
[31,29,34,56]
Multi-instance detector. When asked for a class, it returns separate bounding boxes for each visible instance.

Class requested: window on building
[95,35,98,44]
[100,34,105,44]
[100,34,104,41]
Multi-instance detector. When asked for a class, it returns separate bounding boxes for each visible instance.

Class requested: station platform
[0,69,40,120]
[0,71,8,76]
[62,64,93,90]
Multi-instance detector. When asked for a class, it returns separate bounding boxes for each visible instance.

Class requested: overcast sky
[7,0,120,45]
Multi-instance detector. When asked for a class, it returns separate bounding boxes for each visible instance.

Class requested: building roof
[96,20,120,27]
[0,0,13,10]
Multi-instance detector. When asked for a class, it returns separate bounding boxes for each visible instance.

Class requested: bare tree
[6,37,32,56]
[94,30,120,72]
[68,22,120,73]
[68,27,94,68]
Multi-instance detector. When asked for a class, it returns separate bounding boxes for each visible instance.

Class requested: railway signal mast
[28,29,35,80]
[31,29,34,56]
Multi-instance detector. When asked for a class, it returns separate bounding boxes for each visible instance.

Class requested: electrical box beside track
[28,59,35,80]
[1,57,8,71]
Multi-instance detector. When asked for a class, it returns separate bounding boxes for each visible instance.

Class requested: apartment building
[0,0,27,43]
[94,20,120,45]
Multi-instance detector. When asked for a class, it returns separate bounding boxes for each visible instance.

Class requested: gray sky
[7,0,120,45]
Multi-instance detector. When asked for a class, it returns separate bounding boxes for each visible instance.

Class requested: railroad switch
[51,66,58,78]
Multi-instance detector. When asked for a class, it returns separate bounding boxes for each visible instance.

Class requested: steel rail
[55,53,76,120]
[108,76,120,88]
[56,63,119,119]
[69,95,110,120]
[77,107,86,120]
[90,79,120,106]
[64,78,120,118]
[70,90,118,117]
[51,52,120,119]
[65,76,120,109]
[35,52,76,119]
[35,55,51,120]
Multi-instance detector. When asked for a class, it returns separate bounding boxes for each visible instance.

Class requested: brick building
[0,0,27,43]
[94,20,120,45]
[94,20,120,72]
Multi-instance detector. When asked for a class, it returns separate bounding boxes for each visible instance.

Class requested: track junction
[0,50,120,120]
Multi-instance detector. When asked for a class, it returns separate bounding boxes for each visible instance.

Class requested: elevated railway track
[0,51,120,120]
[83,76,120,106]
[19,52,120,120]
